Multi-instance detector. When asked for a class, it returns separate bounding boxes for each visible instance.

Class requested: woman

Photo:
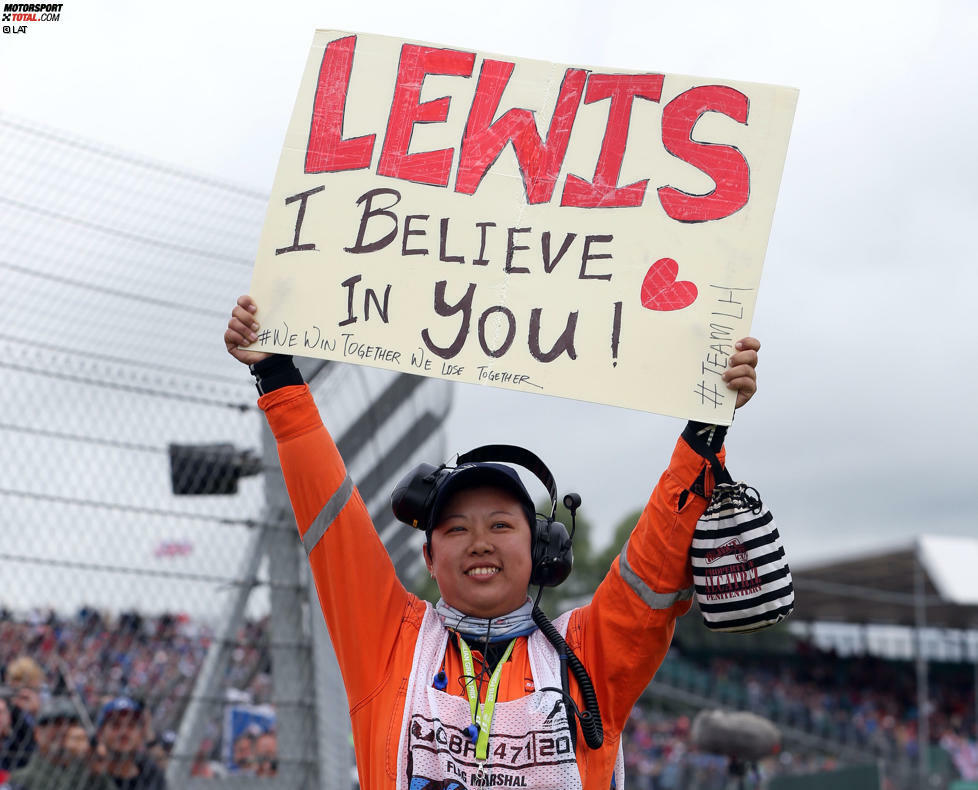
[224,295,761,790]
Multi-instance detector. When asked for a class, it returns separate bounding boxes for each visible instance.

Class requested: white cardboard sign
[247,30,797,423]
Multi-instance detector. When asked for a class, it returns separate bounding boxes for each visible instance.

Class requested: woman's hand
[224,294,272,366]
[724,337,760,410]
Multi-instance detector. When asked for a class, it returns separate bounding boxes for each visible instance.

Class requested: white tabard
[394,604,625,790]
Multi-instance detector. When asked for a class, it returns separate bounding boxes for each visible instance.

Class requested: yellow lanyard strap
[457,637,516,761]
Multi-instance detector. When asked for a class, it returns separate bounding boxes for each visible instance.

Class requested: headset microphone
[561,492,582,544]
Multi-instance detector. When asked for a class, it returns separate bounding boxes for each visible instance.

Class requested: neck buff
[435,597,538,643]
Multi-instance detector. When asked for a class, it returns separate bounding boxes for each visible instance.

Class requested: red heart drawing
[640,258,698,311]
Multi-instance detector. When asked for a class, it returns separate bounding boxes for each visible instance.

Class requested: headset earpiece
[390,462,445,529]
[530,515,573,588]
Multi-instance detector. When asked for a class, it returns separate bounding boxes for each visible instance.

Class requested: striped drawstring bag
[686,434,794,633]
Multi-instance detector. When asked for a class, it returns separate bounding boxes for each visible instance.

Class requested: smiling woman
[424,486,534,619]
[224,293,762,790]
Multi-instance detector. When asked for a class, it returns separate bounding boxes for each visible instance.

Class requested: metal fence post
[166,524,268,786]
[309,570,354,790]
[262,420,320,788]
[913,544,930,788]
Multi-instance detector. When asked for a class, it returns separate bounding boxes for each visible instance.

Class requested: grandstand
[641,538,978,788]
[2,114,977,789]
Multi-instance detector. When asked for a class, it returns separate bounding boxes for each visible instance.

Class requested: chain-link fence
[3,113,977,790]
[0,113,452,789]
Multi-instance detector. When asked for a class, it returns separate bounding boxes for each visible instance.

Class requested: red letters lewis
[305,36,751,221]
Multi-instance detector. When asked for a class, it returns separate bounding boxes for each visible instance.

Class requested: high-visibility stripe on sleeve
[302,474,354,557]
[618,538,694,610]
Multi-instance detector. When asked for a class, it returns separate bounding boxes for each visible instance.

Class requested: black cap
[428,462,536,531]
[37,697,81,725]
[96,695,144,729]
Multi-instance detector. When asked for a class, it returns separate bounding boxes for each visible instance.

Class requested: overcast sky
[2,0,975,568]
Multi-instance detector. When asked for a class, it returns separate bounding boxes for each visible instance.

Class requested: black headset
[390,444,578,588]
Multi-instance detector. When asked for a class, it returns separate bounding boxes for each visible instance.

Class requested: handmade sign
[247,29,797,423]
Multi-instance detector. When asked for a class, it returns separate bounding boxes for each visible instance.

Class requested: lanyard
[457,636,516,761]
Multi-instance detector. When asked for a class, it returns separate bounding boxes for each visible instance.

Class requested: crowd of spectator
[0,686,166,789]
[622,638,978,789]
[0,607,276,788]
[1,605,975,788]
[619,705,905,790]
[669,641,975,761]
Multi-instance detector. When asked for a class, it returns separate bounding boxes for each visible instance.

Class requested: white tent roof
[918,535,978,606]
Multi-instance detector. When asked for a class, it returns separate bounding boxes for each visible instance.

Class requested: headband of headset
[455,444,558,520]
[390,445,556,531]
